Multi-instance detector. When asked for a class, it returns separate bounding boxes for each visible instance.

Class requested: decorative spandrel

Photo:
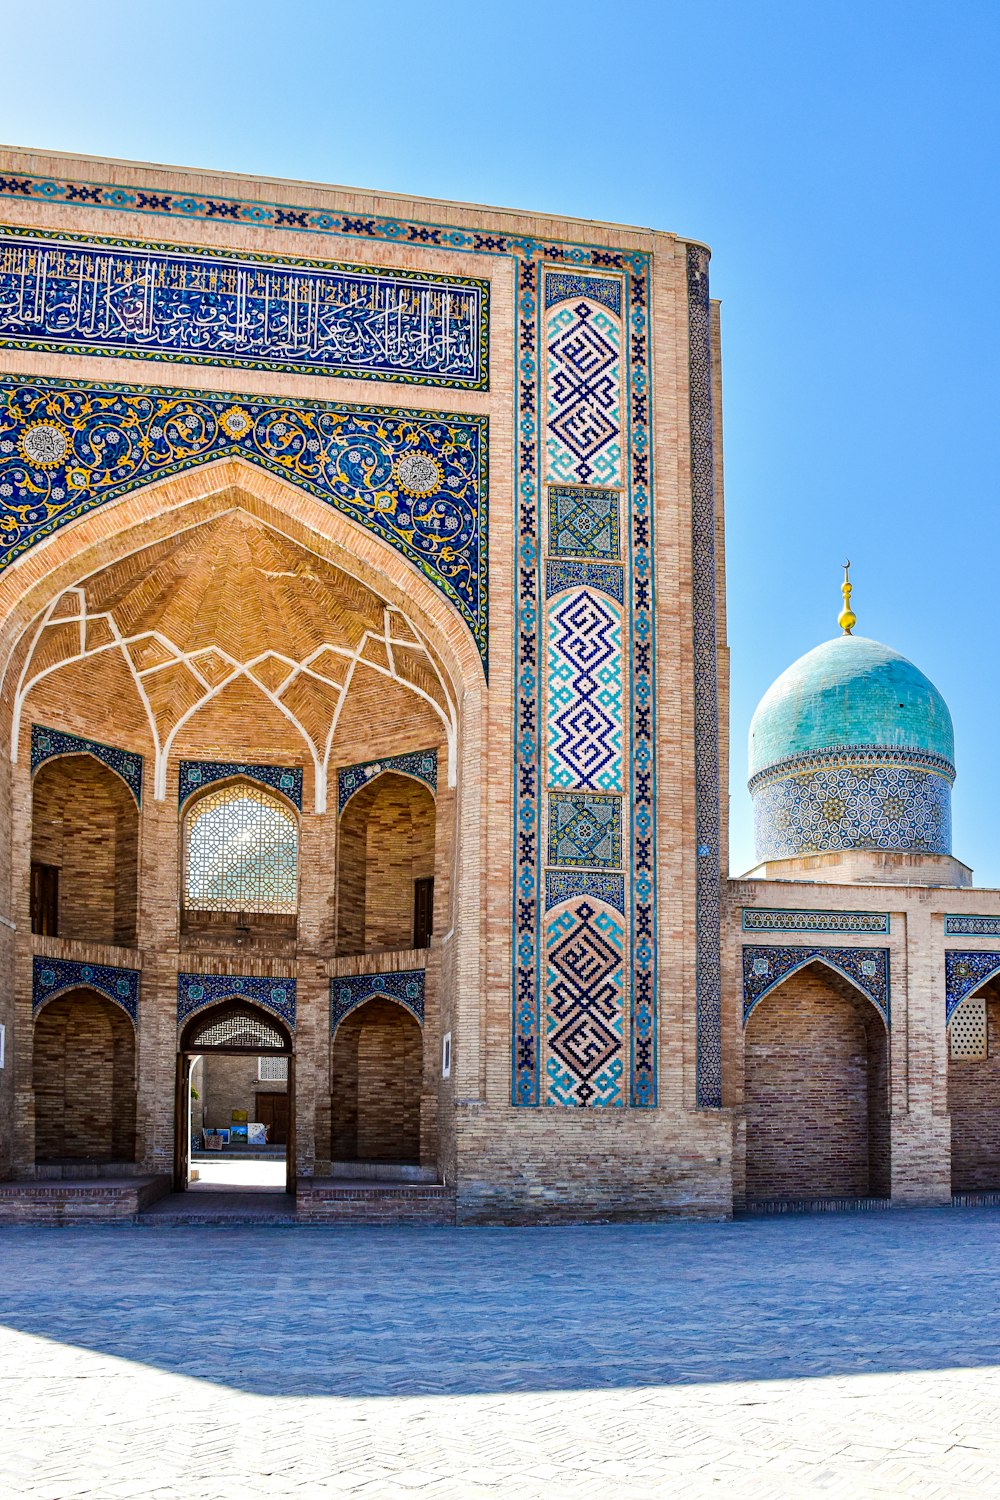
[0,225,489,389]
[185,784,298,915]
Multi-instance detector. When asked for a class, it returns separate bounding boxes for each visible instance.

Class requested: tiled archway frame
[337,750,438,816]
[32,955,140,1025]
[177,972,296,1031]
[742,945,891,1028]
[0,464,474,812]
[330,970,425,1032]
[945,951,1000,1023]
[31,722,143,806]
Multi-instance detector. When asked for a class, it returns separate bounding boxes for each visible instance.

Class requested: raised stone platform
[0,1175,171,1224]
[139,1190,298,1226]
[298,1176,455,1224]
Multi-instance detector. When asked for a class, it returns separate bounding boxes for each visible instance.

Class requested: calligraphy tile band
[0,374,488,668]
[0,224,488,389]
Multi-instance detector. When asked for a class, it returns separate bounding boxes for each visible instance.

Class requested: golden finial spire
[838,559,857,635]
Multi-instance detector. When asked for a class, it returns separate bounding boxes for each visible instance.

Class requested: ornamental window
[184,783,298,916]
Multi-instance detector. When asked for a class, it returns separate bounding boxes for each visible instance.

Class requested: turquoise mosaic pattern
[177,972,296,1029]
[0,375,488,667]
[742,945,890,1026]
[546,589,623,792]
[545,900,625,1106]
[543,273,622,315]
[547,792,622,868]
[945,915,1000,937]
[749,635,955,780]
[179,760,302,808]
[31,723,143,805]
[0,224,488,389]
[945,951,1000,1020]
[545,296,622,487]
[33,955,140,1024]
[752,754,953,861]
[545,870,625,916]
[331,969,424,1030]
[547,484,620,560]
[337,749,437,815]
[742,908,890,935]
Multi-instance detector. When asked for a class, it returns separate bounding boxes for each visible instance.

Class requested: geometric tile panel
[177,972,296,1029]
[742,944,890,1027]
[337,749,438,815]
[32,956,140,1025]
[547,484,620,559]
[545,870,625,916]
[945,915,1000,937]
[545,559,624,605]
[0,374,489,668]
[752,755,953,862]
[945,951,1000,1022]
[31,723,143,806]
[546,589,623,792]
[545,298,622,487]
[742,908,890,935]
[544,900,625,1107]
[330,969,425,1031]
[544,273,622,315]
[547,792,622,869]
[0,224,489,390]
[179,760,303,808]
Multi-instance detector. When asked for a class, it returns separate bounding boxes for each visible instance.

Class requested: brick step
[297,1177,455,1225]
[0,1175,170,1224]
[953,1191,1000,1207]
[742,1196,892,1216]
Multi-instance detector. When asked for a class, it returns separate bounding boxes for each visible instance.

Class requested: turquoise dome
[749,634,954,782]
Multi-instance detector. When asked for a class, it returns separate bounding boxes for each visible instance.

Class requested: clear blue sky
[3,1,998,879]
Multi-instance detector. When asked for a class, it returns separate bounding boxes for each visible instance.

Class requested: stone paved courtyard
[4,1207,1000,1498]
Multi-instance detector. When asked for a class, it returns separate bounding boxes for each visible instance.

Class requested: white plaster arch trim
[3,461,475,809]
[743,951,890,1032]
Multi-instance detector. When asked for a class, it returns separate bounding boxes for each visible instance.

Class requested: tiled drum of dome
[753,758,952,861]
[545,900,625,1106]
[546,589,623,792]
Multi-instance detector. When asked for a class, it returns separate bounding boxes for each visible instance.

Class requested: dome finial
[838,559,857,635]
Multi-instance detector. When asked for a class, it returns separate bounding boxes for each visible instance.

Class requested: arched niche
[743,959,890,1203]
[948,978,1000,1193]
[181,777,299,943]
[330,996,423,1165]
[31,753,139,945]
[33,987,137,1167]
[336,771,436,956]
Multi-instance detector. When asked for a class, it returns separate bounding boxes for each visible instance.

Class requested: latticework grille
[186,1004,289,1052]
[185,783,297,914]
[258,1055,289,1081]
[950,995,988,1060]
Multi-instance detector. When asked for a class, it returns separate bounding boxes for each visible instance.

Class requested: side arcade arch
[741,954,890,1203]
[330,988,425,1167]
[33,986,137,1168]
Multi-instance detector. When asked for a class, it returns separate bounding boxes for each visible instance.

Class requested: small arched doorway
[34,987,137,1169]
[331,997,424,1165]
[948,977,1000,1192]
[744,960,890,1203]
[175,1001,295,1195]
[31,755,139,945]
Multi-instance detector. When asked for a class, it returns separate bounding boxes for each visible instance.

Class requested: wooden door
[174,1054,191,1191]
[255,1091,290,1145]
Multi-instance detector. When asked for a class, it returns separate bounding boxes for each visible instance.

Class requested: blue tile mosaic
[543,272,622,316]
[177,972,296,1029]
[179,760,303,808]
[31,723,142,805]
[742,944,890,1026]
[545,291,622,488]
[32,956,139,1025]
[742,908,890,935]
[545,870,625,916]
[337,749,438,815]
[944,915,1000,937]
[547,484,620,560]
[945,951,1000,1021]
[545,900,625,1107]
[0,225,488,389]
[547,792,622,869]
[545,560,624,604]
[0,375,488,669]
[546,588,623,793]
[331,969,425,1031]
[688,246,722,1107]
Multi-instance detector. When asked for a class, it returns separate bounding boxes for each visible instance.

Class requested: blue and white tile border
[179,760,303,808]
[177,972,296,1029]
[31,723,143,806]
[330,969,425,1031]
[32,955,140,1025]
[742,944,890,1027]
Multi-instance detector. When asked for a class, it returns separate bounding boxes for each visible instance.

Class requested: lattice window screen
[258,1056,289,1081]
[185,783,297,914]
[950,996,988,1060]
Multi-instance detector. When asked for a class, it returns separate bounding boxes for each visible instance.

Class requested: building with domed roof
[0,145,998,1225]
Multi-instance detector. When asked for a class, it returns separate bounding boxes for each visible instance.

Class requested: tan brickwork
[33,990,136,1163]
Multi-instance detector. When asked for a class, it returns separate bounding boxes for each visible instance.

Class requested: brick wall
[31,757,138,945]
[744,965,889,1200]
[33,989,136,1163]
[336,774,435,955]
[949,994,1000,1192]
[330,998,423,1162]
